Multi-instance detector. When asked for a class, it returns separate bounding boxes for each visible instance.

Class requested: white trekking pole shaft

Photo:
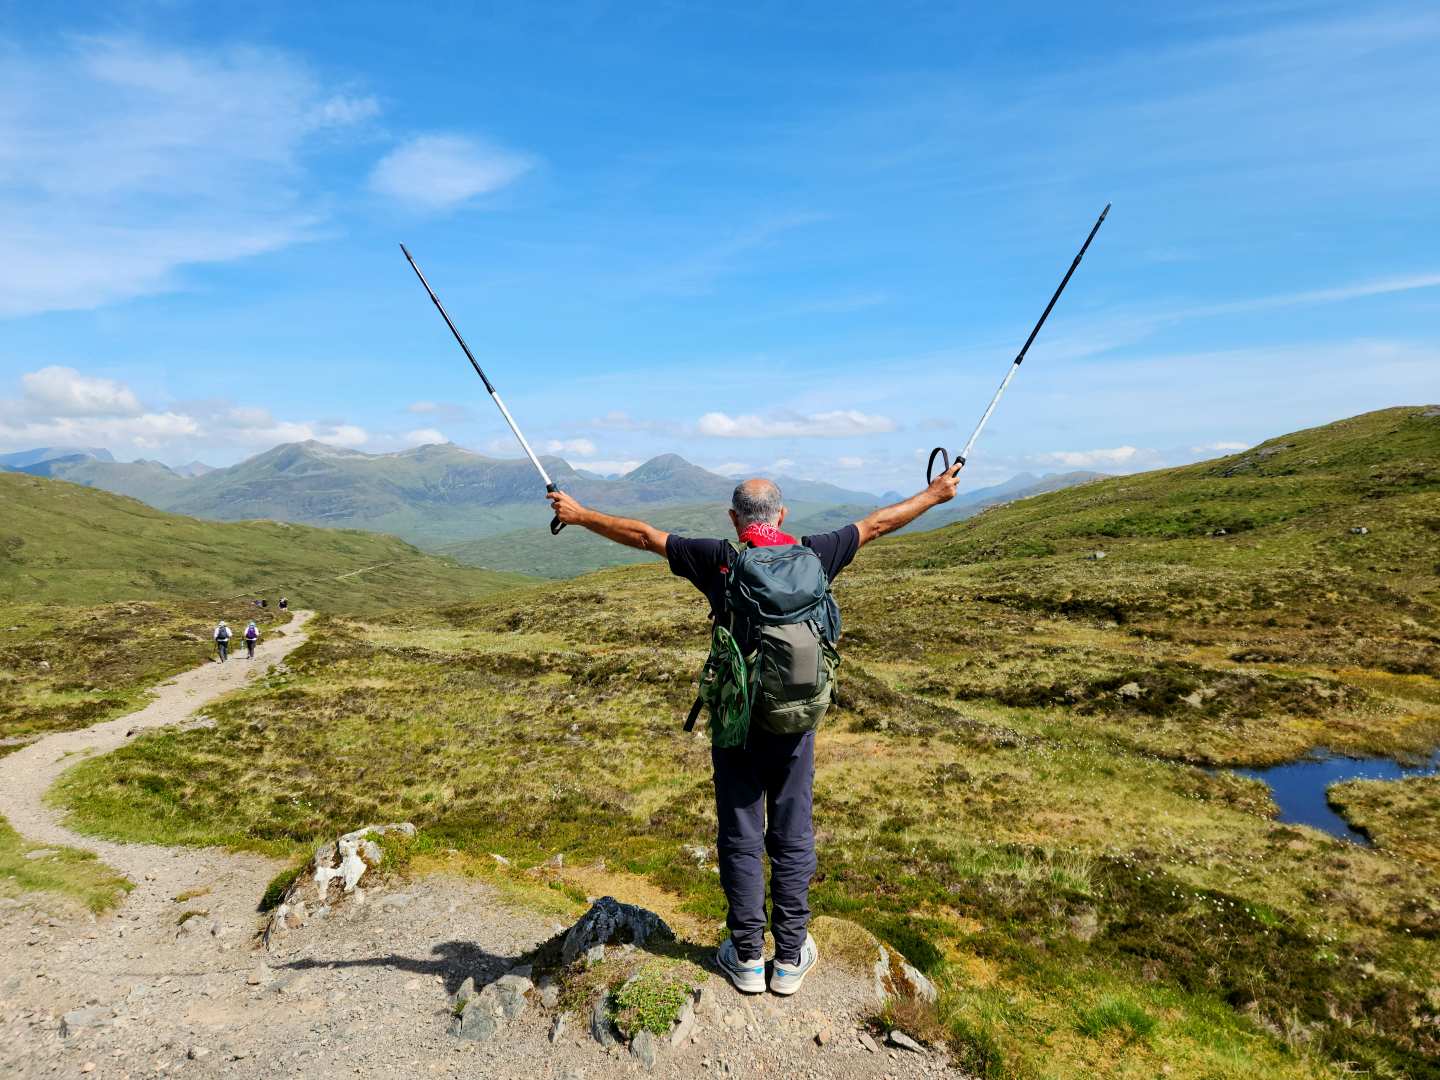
[399,244,565,534]
[927,203,1110,482]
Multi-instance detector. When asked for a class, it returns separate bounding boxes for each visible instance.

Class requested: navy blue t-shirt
[666,525,861,619]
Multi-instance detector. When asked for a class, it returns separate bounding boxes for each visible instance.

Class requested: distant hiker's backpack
[686,541,841,747]
[216,626,231,641]
[245,626,258,641]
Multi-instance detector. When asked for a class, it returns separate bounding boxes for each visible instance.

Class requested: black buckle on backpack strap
[683,697,704,732]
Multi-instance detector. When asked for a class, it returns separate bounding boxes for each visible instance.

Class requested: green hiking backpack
[685,540,841,747]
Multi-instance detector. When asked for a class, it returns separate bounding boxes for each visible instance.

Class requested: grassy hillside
[11,454,194,506]
[51,408,1440,1078]
[0,471,527,613]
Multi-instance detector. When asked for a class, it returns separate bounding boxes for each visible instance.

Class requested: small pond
[1233,748,1440,844]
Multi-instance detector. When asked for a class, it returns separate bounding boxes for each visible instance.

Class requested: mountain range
[0,442,1102,577]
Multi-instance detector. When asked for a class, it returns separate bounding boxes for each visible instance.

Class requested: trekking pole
[927,203,1110,482]
[399,244,566,534]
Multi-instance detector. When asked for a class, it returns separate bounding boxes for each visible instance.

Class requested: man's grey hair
[731,478,784,526]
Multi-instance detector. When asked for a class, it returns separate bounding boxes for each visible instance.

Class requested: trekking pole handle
[926,448,965,484]
[546,483,567,534]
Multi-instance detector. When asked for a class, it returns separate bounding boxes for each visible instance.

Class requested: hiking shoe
[769,934,818,996]
[716,937,766,994]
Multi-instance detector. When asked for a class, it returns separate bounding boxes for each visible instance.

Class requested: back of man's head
[731,478,784,526]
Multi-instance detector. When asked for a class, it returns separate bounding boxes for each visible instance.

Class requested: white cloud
[0,411,200,451]
[1036,446,1144,469]
[710,462,751,475]
[20,367,142,417]
[404,428,446,445]
[837,456,865,469]
[0,36,378,318]
[406,400,470,422]
[592,410,650,431]
[369,135,534,211]
[310,94,380,127]
[579,459,644,476]
[1191,440,1251,453]
[545,437,597,457]
[697,409,897,439]
[209,406,368,449]
[0,367,369,456]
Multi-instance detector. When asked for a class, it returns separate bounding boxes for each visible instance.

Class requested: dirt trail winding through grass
[0,612,316,973]
[0,610,313,872]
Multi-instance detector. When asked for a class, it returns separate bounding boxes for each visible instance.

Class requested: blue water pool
[1233,748,1440,844]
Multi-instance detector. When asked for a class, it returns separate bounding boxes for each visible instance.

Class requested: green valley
[45,406,1440,1079]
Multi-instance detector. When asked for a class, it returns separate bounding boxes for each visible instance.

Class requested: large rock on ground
[560,896,673,967]
[265,822,415,946]
[310,822,414,897]
[874,943,938,1004]
[807,915,937,1005]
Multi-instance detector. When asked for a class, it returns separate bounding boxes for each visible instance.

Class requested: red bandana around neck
[738,521,798,547]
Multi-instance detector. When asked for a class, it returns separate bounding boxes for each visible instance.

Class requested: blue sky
[1,1,1437,495]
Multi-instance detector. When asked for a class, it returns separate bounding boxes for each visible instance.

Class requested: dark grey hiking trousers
[712,728,817,965]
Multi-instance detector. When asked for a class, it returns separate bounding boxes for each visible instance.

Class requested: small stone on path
[859,1031,880,1053]
[670,999,695,1048]
[451,997,498,1042]
[60,1005,113,1036]
[887,1029,924,1053]
[590,994,619,1049]
[631,1028,657,1069]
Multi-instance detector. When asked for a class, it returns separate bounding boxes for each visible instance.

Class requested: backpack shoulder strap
[719,539,750,624]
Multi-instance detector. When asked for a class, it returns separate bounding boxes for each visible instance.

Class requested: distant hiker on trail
[548,468,961,995]
[214,621,232,663]
[244,620,260,660]
[279,597,288,612]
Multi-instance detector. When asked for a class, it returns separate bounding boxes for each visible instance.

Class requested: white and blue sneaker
[716,937,766,994]
[769,933,818,996]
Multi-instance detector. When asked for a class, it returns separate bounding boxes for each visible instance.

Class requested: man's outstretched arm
[854,466,961,547]
[546,490,670,554]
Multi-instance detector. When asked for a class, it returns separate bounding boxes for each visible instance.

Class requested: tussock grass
[0,817,130,913]
[1328,775,1440,867]
[1075,994,1157,1040]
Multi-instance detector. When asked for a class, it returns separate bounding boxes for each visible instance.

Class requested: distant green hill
[29,441,885,550]
[13,454,194,506]
[875,405,1440,595]
[442,471,1105,578]
[0,472,527,613]
[443,501,874,578]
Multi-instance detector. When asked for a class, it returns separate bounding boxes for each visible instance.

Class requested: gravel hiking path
[0,610,965,1079]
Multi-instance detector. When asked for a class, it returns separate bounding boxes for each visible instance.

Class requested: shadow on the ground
[280,940,517,994]
[278,927,719,997]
